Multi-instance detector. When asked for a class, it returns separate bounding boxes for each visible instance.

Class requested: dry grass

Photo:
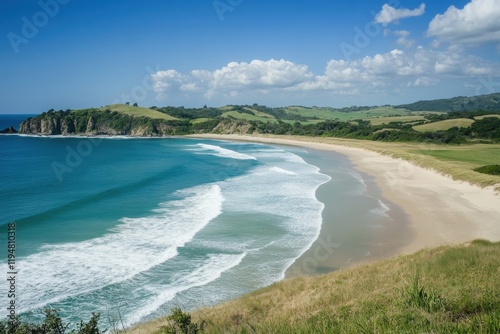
[413,118,474,132]
[475,115,500,120]
[128,241,500,333]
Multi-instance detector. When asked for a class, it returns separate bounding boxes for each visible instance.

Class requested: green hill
[131,240,500,334]
[99,104,177,120]
[396,92,500,112]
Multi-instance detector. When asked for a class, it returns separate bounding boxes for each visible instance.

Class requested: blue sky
[1,0,499,113]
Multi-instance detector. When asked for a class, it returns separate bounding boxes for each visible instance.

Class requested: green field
[190,118,213,124]
[242,107,275,119]
[221,110,278,122]
[284,106,419,122]
[412,147,500,167]
[413,118,475,132]
[98,104,177,120]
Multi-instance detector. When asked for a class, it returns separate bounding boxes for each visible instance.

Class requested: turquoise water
[0,115,393,328]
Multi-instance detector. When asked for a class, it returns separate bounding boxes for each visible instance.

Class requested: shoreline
[285,147,413,277]
[188,134,500,270]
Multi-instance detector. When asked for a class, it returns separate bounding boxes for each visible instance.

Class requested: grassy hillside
[284,106,423,122]
[396,92,500,112]
[99,104,177,120]
[413,118,475,132]
[130,240,500,333]
[221,110,278,123]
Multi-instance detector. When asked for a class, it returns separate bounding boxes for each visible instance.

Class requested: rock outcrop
[0,126,18,134]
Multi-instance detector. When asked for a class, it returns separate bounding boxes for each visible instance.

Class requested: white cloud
[151,51,499,102]
[152,59,313,99]
[428,0,500,46]
[375,3,426,26]
[393,30,415,48]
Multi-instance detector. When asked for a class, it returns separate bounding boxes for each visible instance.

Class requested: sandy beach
[189,134,500,275]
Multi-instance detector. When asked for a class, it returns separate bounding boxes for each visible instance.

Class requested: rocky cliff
[17,107,255,137]
[18,113,182,136]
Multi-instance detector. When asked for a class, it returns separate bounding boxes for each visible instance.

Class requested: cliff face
[19,115,182,136]
[19,118,78,135]
[18,110,246,137]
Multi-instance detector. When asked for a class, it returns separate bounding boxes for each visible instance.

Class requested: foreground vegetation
[129,240,500,333]
[0,310,103,334]
[3,241,498,333]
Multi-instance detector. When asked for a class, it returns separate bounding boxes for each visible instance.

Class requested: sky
[1,0,500,114]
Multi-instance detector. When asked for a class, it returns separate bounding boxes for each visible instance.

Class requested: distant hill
[396,93,500,112]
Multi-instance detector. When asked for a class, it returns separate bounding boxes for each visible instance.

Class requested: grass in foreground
[131,240,500,334]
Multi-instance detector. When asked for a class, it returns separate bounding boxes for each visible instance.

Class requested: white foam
[14,184,224,312]
[217,147,331,283]
[370,199,391,218]
[269,166,297,176]
[192,143,257,160]
[348,170,368,193]
[126,252,246,326]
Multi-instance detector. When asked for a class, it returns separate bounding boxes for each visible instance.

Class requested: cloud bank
[151,49,497,101]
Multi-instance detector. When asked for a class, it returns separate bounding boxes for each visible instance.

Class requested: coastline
[188,134,500,272]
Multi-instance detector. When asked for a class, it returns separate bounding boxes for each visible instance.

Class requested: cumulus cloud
[375,3,426,26]
[151,51,499,101]
[392,30,415,48]
[427,0,500,46]
[151,59,313,99]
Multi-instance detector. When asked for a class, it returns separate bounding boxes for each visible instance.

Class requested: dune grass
[129,240,500,334]
[413,118,475,132]
[99,104,177,121]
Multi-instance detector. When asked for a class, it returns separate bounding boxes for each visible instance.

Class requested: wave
[127,252,246,326]
[15,165,186,228]
[370,199,391,218]
[269,166,297,176]
[348,170,368,194]
[190,143,257,160]
[218,147,331,282]
[12,184,224,313]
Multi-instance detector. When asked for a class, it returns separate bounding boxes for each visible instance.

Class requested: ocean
[0,114,398,329]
